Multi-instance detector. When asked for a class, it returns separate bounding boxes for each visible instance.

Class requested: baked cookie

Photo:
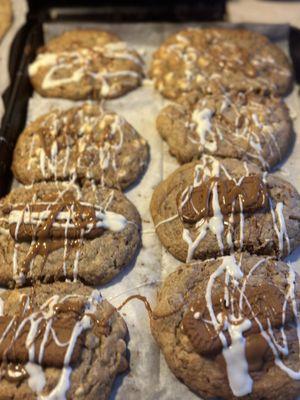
[0,0,12,43]
[157,92,292,169]
[0,281,128,400]
[29,30,144,100]
[12,103,149,189]
[0,181,141,287]
[150,156,300,262]
[151,253,300,400]
[150,28,292,100]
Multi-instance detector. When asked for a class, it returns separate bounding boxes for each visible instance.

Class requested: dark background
[27,0,226,22]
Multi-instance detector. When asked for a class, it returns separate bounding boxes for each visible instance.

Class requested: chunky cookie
[0,281,128,400]
[12,103,149,189]
[29,30,144,100]
[150,28,292,100]
[0,181,141,287]
[150,156,300,262]
[0,0,12,43]
[151,253,300,400]
[157,92,292,169]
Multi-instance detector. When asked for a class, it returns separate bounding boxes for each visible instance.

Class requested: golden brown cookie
[150,28,293,100]
[0,281,128,400]
[150,156,300,262]
[29,30,144,100]
[151,253,300,400]
[12,103,149,189]
[157,91,293,169]
[0,181,141,287]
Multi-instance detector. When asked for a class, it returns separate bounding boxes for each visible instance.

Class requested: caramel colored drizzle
[117,295,153,319]
[179,256,300,397]
[9,202,104,241]
[27,106,127,184]
[179,175,268,224]
[0,296,85,368]
[6,194,127,283]
[110,294,186,323]
[182,283,287,359]
[19,239,77,278]
[0,290,105,385]
[0,315,83,367]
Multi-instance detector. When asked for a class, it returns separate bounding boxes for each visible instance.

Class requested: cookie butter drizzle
[187,93,282,169]
[7,185,128,285]
[25,105,146,185]
[181,156,247,261]
[200,255,300,396]
[0,290,103,399]
[28,42,144,97]
[154,155,290,262]
[180,157,289,261]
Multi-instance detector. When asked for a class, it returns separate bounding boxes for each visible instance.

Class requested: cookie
[150,156,300,262]
[0,0,12,43]
[150,28,292,100]
[151,253,300,400]
[157,91,292,169]
[29,30,144,100]
[0,281,128,400]
[12,103,149,189]
[0,181,141,287]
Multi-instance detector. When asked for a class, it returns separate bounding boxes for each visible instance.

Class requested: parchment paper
[23,22,300,400]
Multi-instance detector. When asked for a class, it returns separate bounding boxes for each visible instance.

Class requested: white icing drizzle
[181,156,290,261]
[186,94,281,170]
[43,67,85,90]
[222,317,253,396]
[269,199,290,255]
[9,204,128,236]
[1,290,103,399]
[155,28,290,101]
[238,196,244,250]
[41,367,72,400]
[154,214,179,229]
[194,155,221,185]
[191,108,217,152]
[183,180,225,262]
[13,243,25,286]
[0,297,4,316]
[154,156,256,262]
[29,43,143,95]
[205,255,253,396]
[209,182,224,251]
[242,264,300,380]
[7,186,129,283]
[27,107,131,187]
[220,96,230,113]
[29,53,58,75]
[182,158,241,262]
[201,255,300,396]
[72,229,84,283]
[156,154,290,263]
[25,362,46,394]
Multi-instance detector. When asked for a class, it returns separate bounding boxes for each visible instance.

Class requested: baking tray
[1,16,300,400]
